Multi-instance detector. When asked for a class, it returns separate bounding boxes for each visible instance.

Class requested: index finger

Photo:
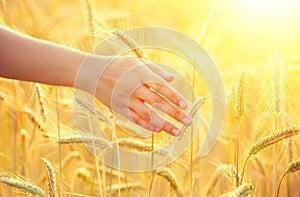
[145,78,188,110]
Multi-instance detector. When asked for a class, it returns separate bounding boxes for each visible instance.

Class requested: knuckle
[153,96,163,105]
[131,115,140,125]
[155,83,164,91]
[169,92,178,103]
[143,111,152,121]
[173,110,182,120]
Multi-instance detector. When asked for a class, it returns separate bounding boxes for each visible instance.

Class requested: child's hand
[80,56,192,136]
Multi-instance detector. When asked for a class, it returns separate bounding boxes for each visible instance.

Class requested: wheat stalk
[71,167,92,189]
[0,177,46,197]
[228,183,253,197]
[276,159,300,197]
[41,158,57,197]
[61,151,82,168]
[249,125,300,155]
[59,134,113,151]
[156,167,184,197]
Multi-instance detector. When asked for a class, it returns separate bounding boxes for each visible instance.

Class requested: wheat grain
[156,167,184,197]
[249,125,300,155]
[41,158,57,197]
[60,134,113,151]
[0,177,46,197]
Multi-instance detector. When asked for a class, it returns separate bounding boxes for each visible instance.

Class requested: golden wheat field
[1,0,300,196]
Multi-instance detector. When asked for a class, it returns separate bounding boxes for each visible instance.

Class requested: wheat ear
[241,124,300,181]
[235,72,247,125]
[113,138,173,158]
[113,138,158,152]
[0,177,46,197]
[107,182,144,194]
[178,96,206,140]
[35,83,47,122]
[272,52,283,116]
[59,134,113,151]
[228,183,253,197]
[206,164,241,195]
[249,125,300,155]
[41,158,57,197]
[83,0,95,37]
[156,167,184,197]
[198,0,224,45]
[74,96,113,129]
[20,108,48,137]
[111,28,149,60]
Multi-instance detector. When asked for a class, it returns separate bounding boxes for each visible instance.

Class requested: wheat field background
[1,0,300,196]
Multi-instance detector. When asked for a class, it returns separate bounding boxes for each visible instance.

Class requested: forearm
[0,26,86,87]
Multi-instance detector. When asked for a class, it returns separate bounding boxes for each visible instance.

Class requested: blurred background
[1,0,300,196]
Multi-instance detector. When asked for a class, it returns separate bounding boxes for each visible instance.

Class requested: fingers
[146,79,187,110]
[127,108,161,132]
[129,99,181,136]
[140,59,174,82]
[135,86,192,126]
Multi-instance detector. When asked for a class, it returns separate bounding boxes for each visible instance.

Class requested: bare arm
[0,26,191,136]
[0,25,84,86]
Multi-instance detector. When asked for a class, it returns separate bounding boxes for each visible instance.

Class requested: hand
[81,56,192,136]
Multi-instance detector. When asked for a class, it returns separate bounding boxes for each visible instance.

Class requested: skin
[0,26,192,136]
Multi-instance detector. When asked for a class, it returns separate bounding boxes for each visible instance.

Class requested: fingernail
[179,100,187,109]
[165,72,173,78]
[171,128,180,136]
[183,116,192,126]
[154,126,161,132]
